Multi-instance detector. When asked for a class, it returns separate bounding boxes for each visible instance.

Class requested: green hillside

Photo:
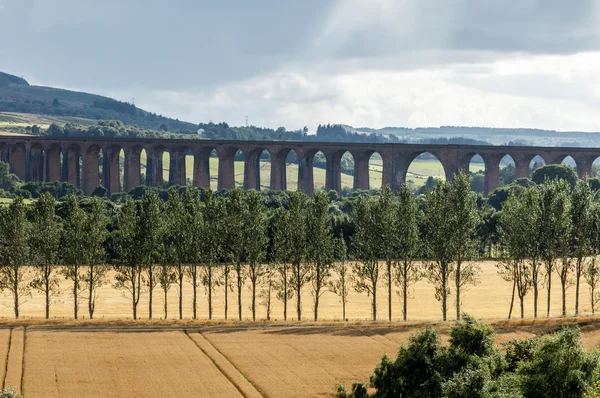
[0,72,198,133]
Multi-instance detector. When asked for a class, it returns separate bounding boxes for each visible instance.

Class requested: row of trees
[1,172,600,322]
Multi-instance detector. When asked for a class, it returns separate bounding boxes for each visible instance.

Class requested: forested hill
[0,72,198,133]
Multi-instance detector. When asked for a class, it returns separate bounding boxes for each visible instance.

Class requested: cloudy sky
[2,0,600,132]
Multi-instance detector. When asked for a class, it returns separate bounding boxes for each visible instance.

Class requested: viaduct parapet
[1,136,598,196]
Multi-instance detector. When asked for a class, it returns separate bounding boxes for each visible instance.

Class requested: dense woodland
[0,163,599,326]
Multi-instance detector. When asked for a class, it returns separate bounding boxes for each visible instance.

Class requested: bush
[0,389,22,398]
[337,317,600,398]
[532,165,577,188]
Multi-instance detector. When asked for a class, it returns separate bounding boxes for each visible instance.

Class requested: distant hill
[0,72,199,133]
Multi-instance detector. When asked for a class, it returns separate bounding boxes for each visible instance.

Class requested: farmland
[0,317,596,397]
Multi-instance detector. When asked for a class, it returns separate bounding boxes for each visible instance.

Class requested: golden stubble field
[0,261,592,321]
[0,261,598,397]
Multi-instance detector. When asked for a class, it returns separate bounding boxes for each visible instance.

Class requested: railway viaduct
[1,136,598,196]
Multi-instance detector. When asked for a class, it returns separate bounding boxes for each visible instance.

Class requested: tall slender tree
[423,180,454,321]
[61,195,86,319]
[244,190,268,321]
[377,186,398,321]
[288,191,309,321]
[113,198,144,320]
[82,197,108,319]
[185,189,204,319]
[571,179,594,315]
[449,172,481,320]
[164,189,188,319]
[30,193,61,319]
[538,180,572,317]
[271,206,293,320]
[0,196,30,319]
[352,196,381,321]
[200,190,225,320]
[307,191,335,321]
[329,232,349,320]
[224,188,246,320]
[139,191,162,319]
[394,184,421,321]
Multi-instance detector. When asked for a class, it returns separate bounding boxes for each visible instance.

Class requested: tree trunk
[508,277,516,320]
[237,265,242,321]
[533,282,538,319]
[224,267,229,320]
[456,261,461,321]
[296,264,301,321]
[148,268,153,320]
[442,265,447,321]
[73,265,78,320]
[403,269,408,321]
[252,272,256,321]
[88,267,94,320]
[546,271,552,317]
[520,296,525,319]
[45,277,50,320]
[13,271,18,319]
[387,260,392,321]
[205,265,209,320]
[178,264,183,320]
[575,258,582,316]
[314,265,321,321]
[372,281,377,321]
[283,265,287,321]
[562,280,566,317]
[164,287,168,319]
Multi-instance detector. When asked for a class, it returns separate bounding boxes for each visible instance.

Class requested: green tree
[571,179,594,316]
[164,189,188,319]
[0,161,19,192]
[394,184,422,321]
[329,232,349,320]
[30,193,61,319]
[307,191,335,321]
[584,258,600,315]
[449,172,481,320]
[199,190,225,320]
[532,164,577,188]
[61,195,87,319]
[538,180,572,317]
[288,191,309,321]
[271,207,293,320]
[244,190,268,321]
[377,186,398,321]
[224,188,246,320]
[81,197,108,319]
[352,196,381,321]
[138,191,162,319]
[0,196,30,318]
[113,198,144,320]
[423,180,454,321]
[499,191,533,319]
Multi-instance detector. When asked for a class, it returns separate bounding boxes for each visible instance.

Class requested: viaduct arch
[1,136,596,196]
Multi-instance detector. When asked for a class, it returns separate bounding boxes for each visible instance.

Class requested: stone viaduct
[1,136,598,196]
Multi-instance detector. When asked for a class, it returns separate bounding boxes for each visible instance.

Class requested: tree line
[1,171,600,322]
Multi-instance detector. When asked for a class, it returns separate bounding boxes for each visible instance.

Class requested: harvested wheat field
[22,330,244,398]
[0,318,594,398]
[0,261,590,322]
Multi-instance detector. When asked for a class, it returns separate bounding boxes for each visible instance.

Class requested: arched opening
[529,155,546,176]
[162,150,170,186]
[0,143,8,164]
[258,149,271,190]
[140,148,148,185]
[166,146,188,187]
[185,149,193,185]
[234,149,245,188]
[562,156,577,171]
[340,151,354,197]
[499,155,516,186]
[10,142,27,181]
[312,150,327,192]
[465,154,485,194]
[285,150,299,191]
[406,152,445,195]
[368,152,383,191]
[118,148,125,191]
[209,149,219,190]
[592,157,600,179]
